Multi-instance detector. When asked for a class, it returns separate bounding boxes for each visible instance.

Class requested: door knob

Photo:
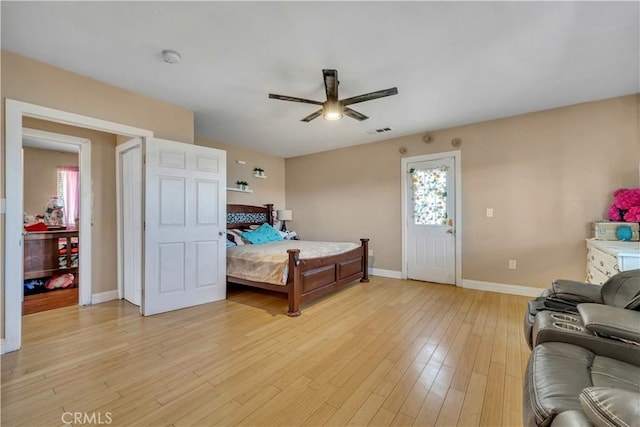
[218,231,225,236]
[446,229,455,234]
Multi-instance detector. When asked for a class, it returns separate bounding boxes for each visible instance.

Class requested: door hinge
[144,222,146,230]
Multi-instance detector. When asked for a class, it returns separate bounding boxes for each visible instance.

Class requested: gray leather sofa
[524,269,640,349]
[523,303,640,427]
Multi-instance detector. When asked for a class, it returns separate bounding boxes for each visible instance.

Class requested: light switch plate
[486,208,494,218]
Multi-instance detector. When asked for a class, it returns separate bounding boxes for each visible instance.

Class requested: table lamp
[277,209,293,231]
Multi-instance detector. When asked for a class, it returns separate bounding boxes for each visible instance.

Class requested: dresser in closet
[23,229,79,314]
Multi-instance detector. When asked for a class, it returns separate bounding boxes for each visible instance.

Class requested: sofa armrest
[551,280,603,303]
[549,410,592,427]
[578,303,640,344]
[580,387,640,427]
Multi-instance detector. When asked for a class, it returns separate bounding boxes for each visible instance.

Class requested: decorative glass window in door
[411,166,448,225]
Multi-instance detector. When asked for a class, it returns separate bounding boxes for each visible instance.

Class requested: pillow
[227,229,249,245]
[241,223,283,244]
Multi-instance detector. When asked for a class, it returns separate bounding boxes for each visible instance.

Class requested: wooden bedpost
[287,249,302,317]
[360,238,370,282]
[265,204,274,226]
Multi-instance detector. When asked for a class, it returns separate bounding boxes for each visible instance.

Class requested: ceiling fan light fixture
[322,101,343,121]
[323,110,343,121]
[268,69,397,122]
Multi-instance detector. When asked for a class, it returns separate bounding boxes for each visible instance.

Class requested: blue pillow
[240,223,283,244]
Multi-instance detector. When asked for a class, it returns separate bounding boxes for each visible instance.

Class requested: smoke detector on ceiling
[161,49,181,64]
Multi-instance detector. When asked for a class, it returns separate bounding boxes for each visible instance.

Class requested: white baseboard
[461,279,542,297]
[369,268,402,279]
[92,290,119,304]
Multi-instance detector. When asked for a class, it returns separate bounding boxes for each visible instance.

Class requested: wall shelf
[253,173,267,179]
[227,187,253,193]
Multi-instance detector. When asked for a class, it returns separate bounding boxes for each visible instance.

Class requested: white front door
[142,138,227,316]
[121,142,142,306]
[407,157,456,284]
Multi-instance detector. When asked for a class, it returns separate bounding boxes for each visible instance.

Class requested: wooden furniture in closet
[23,229,79,315]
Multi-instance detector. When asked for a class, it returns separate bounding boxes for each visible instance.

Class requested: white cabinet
[586,238,640,284]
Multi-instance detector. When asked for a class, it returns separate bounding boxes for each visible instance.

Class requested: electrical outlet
[508,259,517,269]
[486,208,494,218]
[368,250,374,257]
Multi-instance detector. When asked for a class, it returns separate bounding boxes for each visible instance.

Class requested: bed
[226,204,369,316]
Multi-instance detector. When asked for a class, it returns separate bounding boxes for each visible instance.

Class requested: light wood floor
[1,277,531,426]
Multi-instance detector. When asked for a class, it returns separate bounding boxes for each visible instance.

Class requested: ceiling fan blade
[268,93,323,105]
[341,87,398,106]
[343,107,369,121]
[301,109,323,122]
[323,69,339,101]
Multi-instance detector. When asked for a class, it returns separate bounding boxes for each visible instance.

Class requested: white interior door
[122,143,142,306]
[143,138,227,315]
[407,157,456,284]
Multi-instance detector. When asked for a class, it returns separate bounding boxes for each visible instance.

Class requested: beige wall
[195,136,286,210]
[286,95,640,288]
[22,147,78,216]
[23,118,118,295]
[1,50,194,144]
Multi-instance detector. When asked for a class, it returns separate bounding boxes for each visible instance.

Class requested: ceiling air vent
[367,127,392,135]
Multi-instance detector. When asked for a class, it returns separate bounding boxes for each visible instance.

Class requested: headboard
[227,204,274,229]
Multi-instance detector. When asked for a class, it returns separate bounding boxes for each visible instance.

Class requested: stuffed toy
[607,188,640,222]
[44,195,65,227]
[45,273,74,290]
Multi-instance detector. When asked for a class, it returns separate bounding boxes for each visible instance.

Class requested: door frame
[401,150,462,285]
[3,99,153,354]
[115,138,142,306]
[22,127,92,307]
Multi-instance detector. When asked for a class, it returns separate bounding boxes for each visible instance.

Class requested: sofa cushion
[523,342,640,427]
[580,387,640,427]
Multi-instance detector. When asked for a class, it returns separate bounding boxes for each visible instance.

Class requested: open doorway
[3,99,153,354]
[22,133,84,314]
[116,138,143,307]
[4,100,227,354]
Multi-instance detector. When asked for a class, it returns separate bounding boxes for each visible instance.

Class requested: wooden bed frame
[226,204,369,316]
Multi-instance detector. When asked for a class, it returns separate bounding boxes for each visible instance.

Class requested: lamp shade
[277,209,293,221]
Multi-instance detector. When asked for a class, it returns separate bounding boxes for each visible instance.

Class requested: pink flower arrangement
[607,188,640,222]
[625,206,640,223]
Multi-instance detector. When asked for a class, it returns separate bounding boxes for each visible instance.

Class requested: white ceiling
[2,1,638,158]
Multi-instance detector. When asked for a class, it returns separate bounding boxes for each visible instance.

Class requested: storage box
[593,221,640,241]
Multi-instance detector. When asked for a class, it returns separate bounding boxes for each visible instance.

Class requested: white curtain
[58,166,79,227]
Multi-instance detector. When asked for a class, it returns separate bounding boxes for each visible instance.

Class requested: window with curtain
[57,166,79,227]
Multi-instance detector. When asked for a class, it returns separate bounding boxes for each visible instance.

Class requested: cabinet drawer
[587,263,610,285]
[587,245,620,277]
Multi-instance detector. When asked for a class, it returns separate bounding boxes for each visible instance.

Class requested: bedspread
[227,240,360,286]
